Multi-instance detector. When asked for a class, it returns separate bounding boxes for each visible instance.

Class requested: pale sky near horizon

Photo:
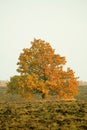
[0,0,87,81]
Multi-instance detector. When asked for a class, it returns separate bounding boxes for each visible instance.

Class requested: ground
[0,86,87,130]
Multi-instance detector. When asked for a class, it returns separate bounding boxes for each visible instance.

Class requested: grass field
[0,86,87,130]
[75,85,87,101]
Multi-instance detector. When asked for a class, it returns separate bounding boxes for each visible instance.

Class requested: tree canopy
[7,38,78,99]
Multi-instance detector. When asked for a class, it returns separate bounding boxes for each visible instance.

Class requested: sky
[0,0,87,81]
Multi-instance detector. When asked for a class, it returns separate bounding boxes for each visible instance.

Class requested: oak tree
[8,38,78,99]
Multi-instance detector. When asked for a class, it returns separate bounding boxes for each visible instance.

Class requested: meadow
[0,86,87,130]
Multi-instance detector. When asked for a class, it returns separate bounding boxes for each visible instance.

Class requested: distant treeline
[79,81,87,86]
[0,80,8,87]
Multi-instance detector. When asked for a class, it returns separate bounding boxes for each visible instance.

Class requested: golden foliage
[8,38,79,99]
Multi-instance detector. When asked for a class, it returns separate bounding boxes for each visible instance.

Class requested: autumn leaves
[7,39,78,99]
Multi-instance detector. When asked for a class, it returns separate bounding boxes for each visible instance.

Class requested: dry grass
[0,86,87,129]
[0,100,87,130]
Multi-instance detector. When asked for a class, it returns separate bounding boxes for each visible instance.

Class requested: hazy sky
[0,0,87,81]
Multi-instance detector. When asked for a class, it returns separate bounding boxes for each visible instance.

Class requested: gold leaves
[9,38,79,99]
